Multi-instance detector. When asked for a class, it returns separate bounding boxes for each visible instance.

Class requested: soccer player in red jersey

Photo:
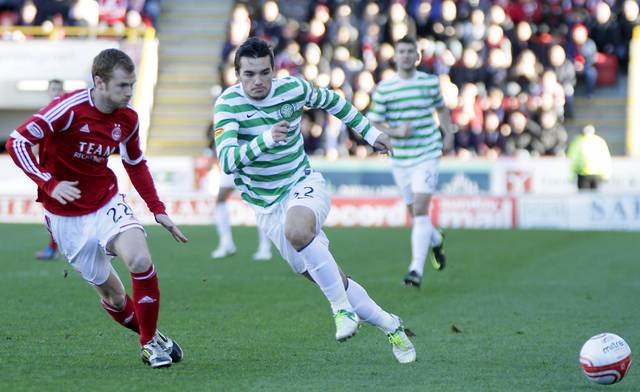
[5,48,188,368]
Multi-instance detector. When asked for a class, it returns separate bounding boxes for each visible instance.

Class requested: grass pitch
[1,223,638,391]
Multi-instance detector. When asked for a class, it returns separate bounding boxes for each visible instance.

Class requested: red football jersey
[6,89,166,217]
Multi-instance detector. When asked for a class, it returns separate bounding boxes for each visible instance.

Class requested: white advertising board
[491,157,640,195]
[518,194,640,230]
[490,157,575,194]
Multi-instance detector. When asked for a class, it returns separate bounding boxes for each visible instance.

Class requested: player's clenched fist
[271,121,289,143]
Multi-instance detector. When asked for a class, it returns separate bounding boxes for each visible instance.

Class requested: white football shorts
[255,171,331,274]
[44,193,145,286]
[219,168,235,188]
[391,158,439,205]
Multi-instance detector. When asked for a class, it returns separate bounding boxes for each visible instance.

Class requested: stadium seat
[595,52,618,85]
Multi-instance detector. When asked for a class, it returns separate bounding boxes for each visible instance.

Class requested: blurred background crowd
[0,0,160,30]
[0,0,636,159]
[220,0,639,159]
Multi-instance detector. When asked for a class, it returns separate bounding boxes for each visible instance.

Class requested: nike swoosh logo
[247,112,257,118]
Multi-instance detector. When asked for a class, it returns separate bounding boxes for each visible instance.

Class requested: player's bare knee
[125,253,152,273]
[285,226,314,250]
[103,292,126,310]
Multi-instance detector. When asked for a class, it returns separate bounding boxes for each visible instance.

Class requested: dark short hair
[91,48,135,84]
[48,79,63,86]
[234,37,274,72]
[394,36,418,48]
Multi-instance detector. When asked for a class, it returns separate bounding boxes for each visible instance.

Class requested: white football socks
[346,278,397,333]
[431,220,443,246]
[408,215,431,276]
[299,237,352,313]
[215,202,233,246]
[257,227,271,252]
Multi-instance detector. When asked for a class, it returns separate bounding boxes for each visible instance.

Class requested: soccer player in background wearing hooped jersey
[35,79,64,260]
[6,49,187,369]
[214,37,416,363]
[367,36,452,289]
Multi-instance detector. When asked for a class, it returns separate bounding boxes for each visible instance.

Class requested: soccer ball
[579,333,632,385]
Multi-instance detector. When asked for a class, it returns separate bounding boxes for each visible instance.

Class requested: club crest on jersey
[111,124,122,141]
[279,103,294,121]
[26,122,44,138]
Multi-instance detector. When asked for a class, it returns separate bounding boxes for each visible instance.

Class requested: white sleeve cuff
[262,129,276,149]
[363,127,383,146]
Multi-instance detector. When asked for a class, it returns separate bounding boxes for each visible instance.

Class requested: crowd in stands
[221,0,640,159]
[0,0,159,29]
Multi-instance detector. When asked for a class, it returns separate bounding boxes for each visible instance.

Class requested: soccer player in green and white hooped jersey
[367,36,453,288]
[213,37,416,363]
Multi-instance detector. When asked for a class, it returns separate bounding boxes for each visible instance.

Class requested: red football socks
[101,294,140,334]
[131,264,160,345]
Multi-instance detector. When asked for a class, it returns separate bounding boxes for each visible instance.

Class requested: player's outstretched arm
[155,213,188,243]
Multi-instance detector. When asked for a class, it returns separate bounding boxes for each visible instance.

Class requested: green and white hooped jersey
[214,76,381,213]
[367,71,444,168]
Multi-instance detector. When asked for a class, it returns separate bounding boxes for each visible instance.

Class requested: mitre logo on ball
[580,332,632,385]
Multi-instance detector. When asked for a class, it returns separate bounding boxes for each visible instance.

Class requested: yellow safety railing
[0,25,150,42]
[627,26,640,156]
[132,27,158,153]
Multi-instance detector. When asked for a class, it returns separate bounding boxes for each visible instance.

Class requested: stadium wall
[1,155,639,230]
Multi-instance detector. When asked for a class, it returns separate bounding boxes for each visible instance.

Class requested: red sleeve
[6,117,59,195]
[121,122,166,215]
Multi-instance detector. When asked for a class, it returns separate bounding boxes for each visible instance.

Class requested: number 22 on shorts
[106,202,134,223]
[293,186,314,199]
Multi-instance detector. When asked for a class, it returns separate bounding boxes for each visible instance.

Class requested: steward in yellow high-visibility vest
[567,124,612,190]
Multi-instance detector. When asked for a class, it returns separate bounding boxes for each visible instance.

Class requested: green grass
[1,224,639,391]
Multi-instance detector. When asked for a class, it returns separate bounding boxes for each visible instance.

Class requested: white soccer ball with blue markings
[580,333,632,385]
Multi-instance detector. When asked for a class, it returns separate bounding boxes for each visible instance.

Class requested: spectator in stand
[452,82,484,154]
[588,1,622,58]
[70,0,99,27]
[503,110,544,156]
[549,44,577,118]
[27,0,73,26]
[97,0,126,26]
[620,0,640,71]
[539,110,568,155]
[411,0,433,38]
[569,23,598,98]
[539,69,566,120]
[450,47,487,88]
[222,4,252,68]
[485,46,511,90]
[510,49,543,93]
[252,0,285,51]
[511,21,533,59]
[124,0,158,28]
[0,0,20,26]
[274,40,304,76]
[506,0,543,24]
[140,0,160,27]
[479,111,505,158]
